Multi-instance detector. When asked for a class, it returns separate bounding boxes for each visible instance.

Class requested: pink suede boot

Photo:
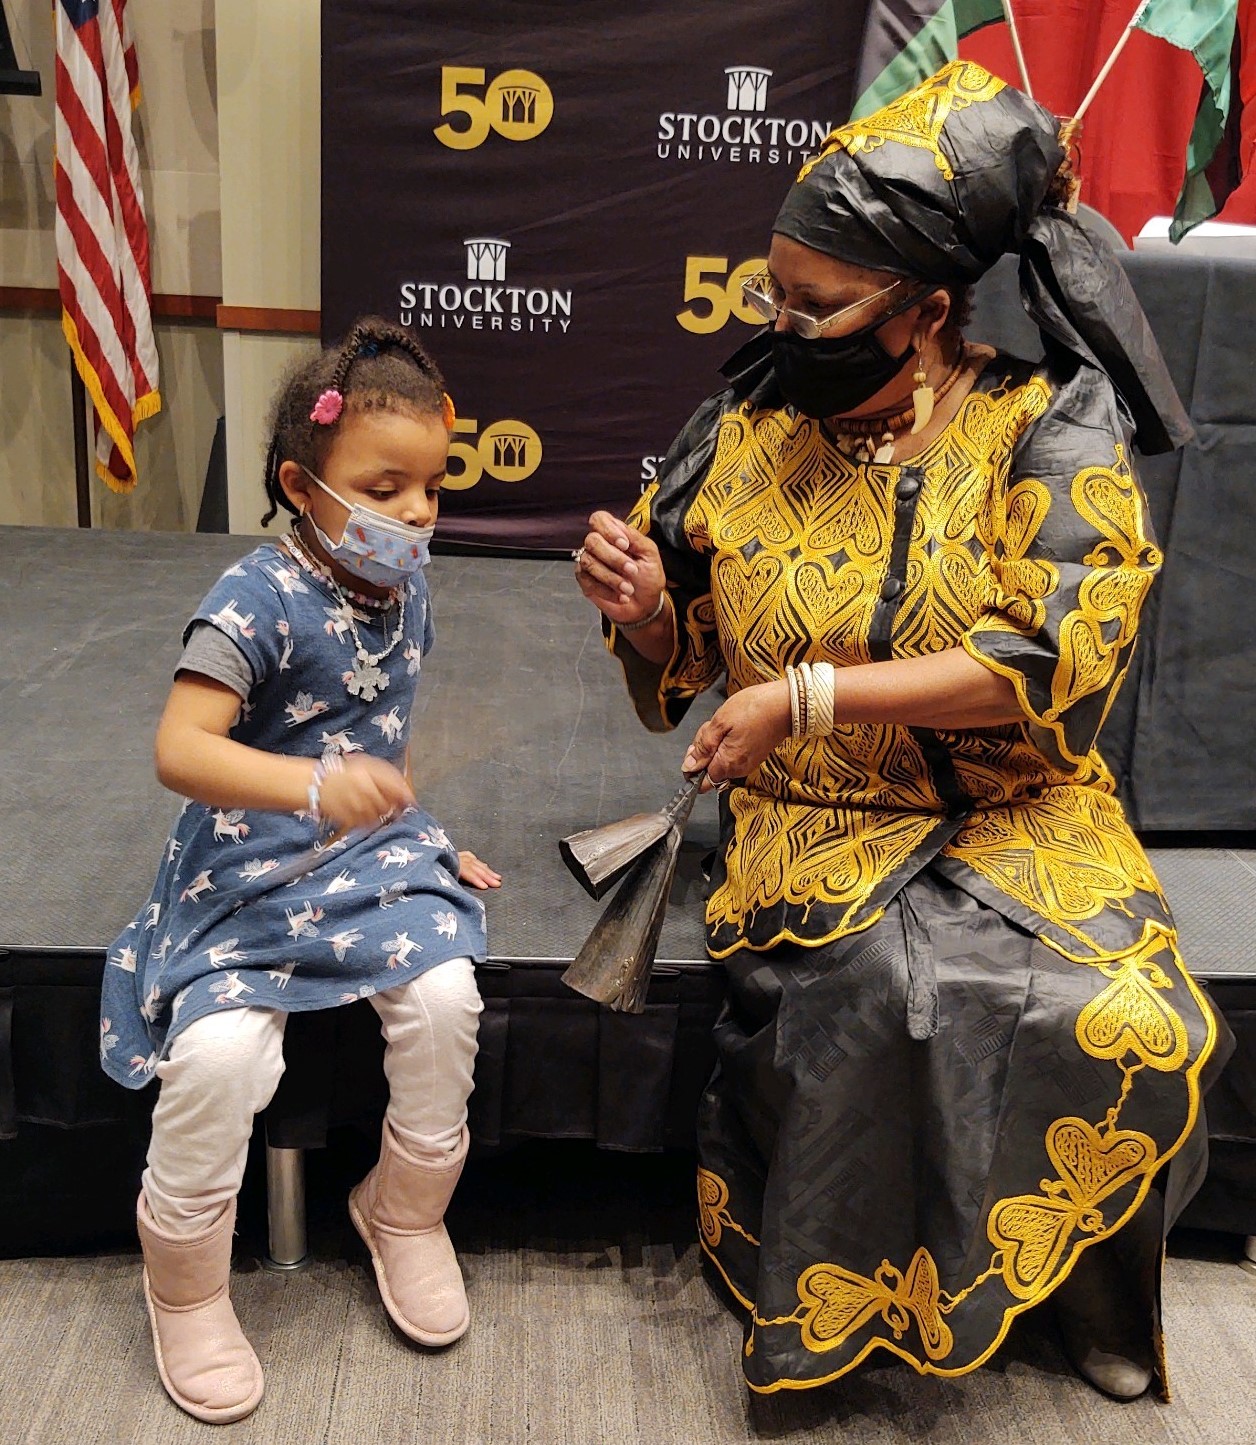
[136,1193,264,1424]
[349,1121,470,1346]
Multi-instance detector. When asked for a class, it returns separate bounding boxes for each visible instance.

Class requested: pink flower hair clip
[310,389,344,425]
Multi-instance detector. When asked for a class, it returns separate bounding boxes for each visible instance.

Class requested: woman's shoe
[349,1121,470,1346]
[1062,1339,1154,1401]
[135,1192,264,1424]
[1055,1242,1154,1401]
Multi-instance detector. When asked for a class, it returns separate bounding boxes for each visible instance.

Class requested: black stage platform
[0,528,721,959]
[2,526,1255,1251]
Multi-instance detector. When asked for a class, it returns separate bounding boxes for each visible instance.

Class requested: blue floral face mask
[301,468,434,588]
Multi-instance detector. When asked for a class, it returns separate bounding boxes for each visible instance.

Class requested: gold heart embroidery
[1075,959,1188,1071]
[727,553,788,637]
[904,1248,954,1361]
[988,1194,1081,1299]
[797,1264,887,1351]
[1052,613,1111,715]
[1046,853,1129,920]
[796,1250,954,1361]
[1046,1117,1155,1207]
[697,1168,729,1250]
[794,559,849,626]
[798,61,1005,184]
[711,552,760,623]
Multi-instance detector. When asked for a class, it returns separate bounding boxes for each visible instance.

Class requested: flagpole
[70,363,91,528]
[1074,0,1153,123]
[1000,1,1034,97]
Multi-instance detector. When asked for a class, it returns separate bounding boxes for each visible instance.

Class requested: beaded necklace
[833,357,965,463]
[282,527,395,610]
[282,529,409,702]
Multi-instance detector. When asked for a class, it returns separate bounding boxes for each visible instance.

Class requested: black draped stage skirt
[696,868,1229,1394]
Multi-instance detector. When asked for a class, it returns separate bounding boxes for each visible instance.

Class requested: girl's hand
[458,851,502,890]
[574,511,667,628]
[681,680,792,791]
[318,756,415,830]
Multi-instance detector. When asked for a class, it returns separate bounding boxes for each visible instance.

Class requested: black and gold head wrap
[772,61,1191,455]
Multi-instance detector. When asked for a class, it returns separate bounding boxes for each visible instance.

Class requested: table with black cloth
[2,250,1255,1255]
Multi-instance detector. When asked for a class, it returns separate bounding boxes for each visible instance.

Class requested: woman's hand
[318,756,415,830]
[682,680,792,791]
[574,511,667,628]
[458,851,502,890]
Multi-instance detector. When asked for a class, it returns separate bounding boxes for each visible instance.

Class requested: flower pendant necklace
[283,530,408,702]
[336,596,408,704]
[344,650,390,701]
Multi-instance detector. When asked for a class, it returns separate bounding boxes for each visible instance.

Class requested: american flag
[54,0,160,494]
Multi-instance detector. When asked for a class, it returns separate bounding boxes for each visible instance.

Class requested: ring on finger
[571,546,586,570]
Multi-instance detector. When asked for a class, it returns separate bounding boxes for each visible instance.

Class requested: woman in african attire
[573,61,1229,1400]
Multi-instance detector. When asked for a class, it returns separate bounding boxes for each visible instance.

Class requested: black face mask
[770,289,929,419]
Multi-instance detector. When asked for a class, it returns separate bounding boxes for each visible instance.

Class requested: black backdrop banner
[322,2,868,551]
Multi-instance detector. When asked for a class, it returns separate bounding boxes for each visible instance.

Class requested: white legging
[142,958,482,1235]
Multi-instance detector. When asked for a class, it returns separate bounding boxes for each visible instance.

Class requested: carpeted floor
[2,1142,1255,1445]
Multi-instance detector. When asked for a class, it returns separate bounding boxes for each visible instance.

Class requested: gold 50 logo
[444,417,544,490]
[434,67,554,150]
[675,256,768,334]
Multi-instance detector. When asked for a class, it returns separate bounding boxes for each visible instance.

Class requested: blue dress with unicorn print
[100,540,487,1089]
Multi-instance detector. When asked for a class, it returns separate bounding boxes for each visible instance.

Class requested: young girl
[101,318,500,1425]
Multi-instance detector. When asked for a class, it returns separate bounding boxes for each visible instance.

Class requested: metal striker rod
[264,1144,310,1271]
[70,363,91,528]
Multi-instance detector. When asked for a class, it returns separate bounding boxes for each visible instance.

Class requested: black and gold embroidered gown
[606,351,1225,1394]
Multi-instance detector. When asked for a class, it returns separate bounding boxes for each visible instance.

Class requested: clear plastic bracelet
[306,753,345,826]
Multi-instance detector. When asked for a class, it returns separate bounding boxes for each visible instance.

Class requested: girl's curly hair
[260,317,448,527]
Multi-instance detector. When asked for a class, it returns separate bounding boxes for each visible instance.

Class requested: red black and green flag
[852,0,1005,119]
[852,0,1239,238]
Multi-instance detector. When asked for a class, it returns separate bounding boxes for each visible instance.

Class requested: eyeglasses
[740,275,908,341]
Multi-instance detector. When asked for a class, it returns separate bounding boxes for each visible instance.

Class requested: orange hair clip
[441,392,456,431]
